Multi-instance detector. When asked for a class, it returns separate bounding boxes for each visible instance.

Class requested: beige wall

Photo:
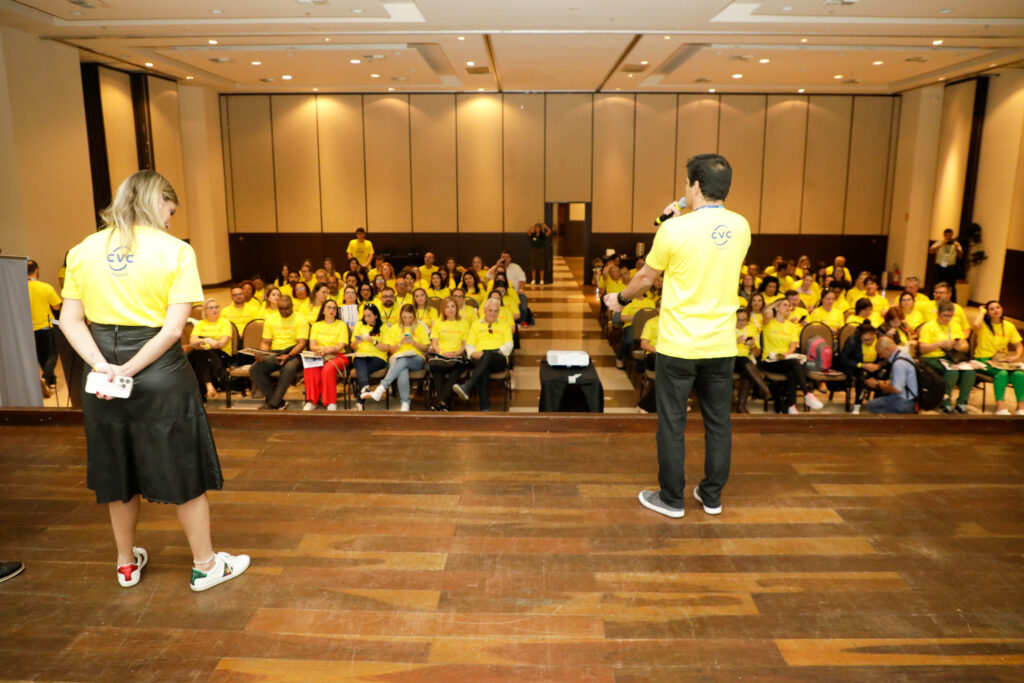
[503,93,545,233]
[271,95,321,233]
[545,93,593,202]
[456,93,503,232]
[718,95,766,233]
[591,94,634,233]
[930,81,976,240]
[316,94,366,233]
[760,95,807,235]
[410,94,457,232]
[148,76,190,241]
[802,96,852,235]
[226,96,276,232]
[365,94,412,232]
[0,27,95,286]
[98,66,139,197]
[632,94,677,232]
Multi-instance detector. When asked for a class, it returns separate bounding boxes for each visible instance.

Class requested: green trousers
[923,358,976,408]
[976,358,1024,402]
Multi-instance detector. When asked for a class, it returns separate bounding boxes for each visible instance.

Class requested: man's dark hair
[27,260,39,276]
[686,153,732,201]
[356,227,366,235]
[855,297,872,314]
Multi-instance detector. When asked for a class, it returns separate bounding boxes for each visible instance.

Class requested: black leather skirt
[82,324,223,504]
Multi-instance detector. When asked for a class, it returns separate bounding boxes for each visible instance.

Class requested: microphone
[654,197,688,226]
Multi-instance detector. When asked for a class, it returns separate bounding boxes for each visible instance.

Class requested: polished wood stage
[1,410,1023,681]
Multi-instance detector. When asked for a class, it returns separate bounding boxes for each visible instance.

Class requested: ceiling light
[185,76,194,80]
[990,63,997,67]
[932,39,943,45]
[872,60,883,66]
[640,60,649,65]
[324,38,331,42]
[800,38,808,43]
[477,88,485,92]
[145,62,153,67]
[71,10,82,15]
[352,8,364,13]
[350,59,361,64]
[370,73,380,78]
[782,5,793,10]
[388,87,395,91]
[627,74,633,78]
[458,36,465,41]
[708,88,716,93]
[313,87,318,91]
[208,39,218,45]
[664,35,671,40]
[282,74,292,80]
[211,8,222,14]
[759,58,770,64]
[251,60,262,66]
[938,77,945,81]
[798,88,805,93]
[732,73,743,79]
[940,8,952,13]
[466,61,475,66]
[833,74,842,79]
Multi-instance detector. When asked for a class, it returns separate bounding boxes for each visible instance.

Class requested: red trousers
[303,356,349,405]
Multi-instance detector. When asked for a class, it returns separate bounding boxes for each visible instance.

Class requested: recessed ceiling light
[939,8,952,13]
[872,60,883,66]
[352,8,364,13]
[208,39,218,45]
[477,88,485,92]
[71,10,82,15]
[370,73,380,78]
[251,60,262,66]
[708,88,716,93]
[759,58,770,64]
[627,74,633,78]
[145,62,153,67]
[466,61,475,66]
[458,36,465,41]
[640,60,649,65]
[388,87,395,91]
[798,88,805,93]
[615,87,621,90]
[938,77,945,81]
[350,59,361,64]
[211,8,222,14]
[782,5,793,10]
[732,73,743,79]
[932,39,943,45]
[800,38,808,43]
[833,74,843,79]
[664,35,671,40]
[313,87,318,91]
[989,63,997,67]
[324,38,330,42]
[185,76,194,80]
[282,74,292,80]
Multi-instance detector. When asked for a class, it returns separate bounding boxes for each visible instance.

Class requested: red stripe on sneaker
[118,564,137,581]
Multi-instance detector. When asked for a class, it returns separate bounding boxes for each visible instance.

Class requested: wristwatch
[617,292,630,306]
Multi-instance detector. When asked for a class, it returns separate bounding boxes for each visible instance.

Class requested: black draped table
[538,360,604,413]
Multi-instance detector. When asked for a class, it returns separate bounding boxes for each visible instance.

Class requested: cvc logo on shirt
[107,246,135,274]
[711,225,732,248]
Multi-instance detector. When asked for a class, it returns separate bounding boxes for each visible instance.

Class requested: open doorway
[545,202,591,281]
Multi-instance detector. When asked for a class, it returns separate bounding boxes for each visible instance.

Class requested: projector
[546,350,590,367]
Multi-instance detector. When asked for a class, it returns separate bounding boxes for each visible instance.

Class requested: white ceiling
[1,0,1021,93]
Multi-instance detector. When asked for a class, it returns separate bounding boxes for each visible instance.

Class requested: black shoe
[0,561,24,583]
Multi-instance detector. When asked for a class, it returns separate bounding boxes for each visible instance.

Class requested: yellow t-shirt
[736,323,759,359]
[788,305,809,324]
[244,298,262,319]
[466,317,513,353]
[62,225,203,327]
[377,303,401,328]
[762,318,799,358]
[222,303,255,335]
[465,288,488,306]
[645,206,751,359]
[808,305,844,331]
[919,300,969,331]
[279,283,293,298]
[904,309,924,331]
[974,321,1022,359]
[420,265,439,281]
[848,287,868,304]
[352,322,387,360]
[426,287,451,299]
[826,265,852,282]
[763,292,784,305]
[262,311,309,351]
[862,342,878,364]
[415,306,439,328]
[867,294,889,317]
[604,278,627,294]
[385,322,430,358]
[796,285,821,310]
[347,238,374,265]
[310,319,349,352]
[27,279,61,331]
[848,312,884,328]
[918,319,966,359]
[431,318,469,353]
[193,316,233,355]
[253,288,264,303]
[640,316,659,350]
[394,293,414,309]
[459,305,478,326]
[621,298,656,328]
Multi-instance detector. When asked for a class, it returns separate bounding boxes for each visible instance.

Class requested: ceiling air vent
[295,0,328,6]
[905,56,928,63]
[391,76,408,81]
[729,55,753,62]
[621,64,647,73]
[694,77,712,83]
[209,57,231,63]
[260,78,277,83]
[842,78,860,84]
[66,0,110,8]
[466,66,491,75]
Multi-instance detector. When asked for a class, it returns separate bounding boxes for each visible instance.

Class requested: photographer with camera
[929,228,963,302]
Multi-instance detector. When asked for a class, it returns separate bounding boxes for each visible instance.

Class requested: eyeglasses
[487,324,493,334]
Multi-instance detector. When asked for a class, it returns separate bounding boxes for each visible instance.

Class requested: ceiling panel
[491,34,633,91]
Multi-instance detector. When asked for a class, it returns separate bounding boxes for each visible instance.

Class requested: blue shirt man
[866,336,918,414]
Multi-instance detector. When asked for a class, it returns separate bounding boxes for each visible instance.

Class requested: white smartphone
[85,371,134,399]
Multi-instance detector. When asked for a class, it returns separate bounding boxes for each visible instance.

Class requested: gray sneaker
[638,490,684,518]
[693,486,722,515]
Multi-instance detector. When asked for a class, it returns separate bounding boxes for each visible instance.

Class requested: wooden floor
[2,413,1024,681]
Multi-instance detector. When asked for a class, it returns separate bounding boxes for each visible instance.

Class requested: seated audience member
[372,275,388,298]
[637,300,660,413]
[260,286,282,317]
[298,261,315,289]
[304,283,330,325]
[848,271,871,303]
[252,276,266,303]
[826,256,852,285]
[775,262,796,292]
[970,300,1024,415]
[837,322,884,414]
[808,289,844,332]
[238,280,262,317]
[735,307,771,413]
[491,250,529,315]
[344,257,363,283]
[363,304,430,411]
[759,300,824,414]
[880,308,911,345]
[863,276,888,318]
[326,275,341,302]
[748,292,767,331]
[461,270,486,306]
[314,269,328,286]
[429,297,470,411]
[601,263,627,298]
[339,286,360,329]
[738,273,756,304]
[222,286,256,336]
[488,287,520,332]
[758,276,783,304]
[346,227,374,268]
[471,255,489,282]
[746,262,762,288]
[291,282,312,320]
[445,258,463,287]
[795,255,812,278]
[344,272,361,292]
[904,276,930,307]
[367,253,385,282]
[351,304,388,410]
[918,300,975,413]
[377,287,400,327]
[453,299,514,411]
[27,260,62,393]
[865,336,918,414]
[250,296,307,410]
[427,271,451,299]
[379,262,398,289]
[828,283,850,312]
[358,283,375,306]
[922,282,969,330]
[393,277,413,308]
[280,270,300,297]
[784,290,809,324]
[897,291,924,331]
[302,300,350,412]
[764,256,783,276]
[615,294,657,369]
[451,288,477,325]
[795,273,821,310]
[420,252,439,281]
[274,263,290,288]
[187,299,233,401]
[323,257,338,279]
[814,264,829,290]
[847,297,883,328]
[413,288,438,330]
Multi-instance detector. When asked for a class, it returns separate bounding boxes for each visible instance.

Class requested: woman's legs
[354,357,372,404]
[176,493,215,571]
[320,357,348,405]
[109,495,141,565]
[925,359,958,409]
[1010,370,1024,405]
[304,367,321,402]
[616,326,635,362]
[395,355,425,402]
[477,353,507,411]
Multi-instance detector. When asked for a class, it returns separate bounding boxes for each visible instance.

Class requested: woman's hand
[863,362,880,372]
[92,362,133,400]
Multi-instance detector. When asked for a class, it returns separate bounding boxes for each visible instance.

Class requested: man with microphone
[605,154,750,518]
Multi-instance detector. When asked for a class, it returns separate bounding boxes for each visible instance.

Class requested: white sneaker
[804,392,824,410]
[359,386,372,399]
[996,409,1011,415]
[509,373,516,391]
[326,403,337,411]
[1017,409,1024,416]
[117,547,148,588]
[693,486,722,515]
[302,401,315,411]
[788,405,800,415]
[400,402,410,412]
[190,551,250,592]
[354,402,364,411]
[369,385,385,402]
[851,404,861,415]
[453,384,469,400]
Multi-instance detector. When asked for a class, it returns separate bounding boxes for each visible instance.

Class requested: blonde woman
[429,296,469,411]
[187,298,232,400]
[413,287,438,330]
[59,170,248,592]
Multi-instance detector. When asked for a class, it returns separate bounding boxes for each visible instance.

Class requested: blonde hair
[101,170,178,250]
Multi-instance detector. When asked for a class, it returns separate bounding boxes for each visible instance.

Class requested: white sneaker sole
[453,385,469,400]
[190,553,250,592]
[693,486,722,515]
[117,547,148,587]
[638,490,684,518]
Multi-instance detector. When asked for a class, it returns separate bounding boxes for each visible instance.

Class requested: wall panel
[760,95,807,234]
[456,93,503,232]
[545,93,593,201]
[503,93,545,232]
[675,94,720,199]
[801,95,852,234]
[271,95,321,233]
[845,96,896,235]
[928,81,975,239]
[592,94,634,234]
[364,94,412,232]
[226,95,276,232]
[147,77,189,240]
[717,95,766,233]
[410,94,457,232]
[633,94,677,232]
[317,94,366,233]
[98,67,138,195]
[219,97,235,233]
